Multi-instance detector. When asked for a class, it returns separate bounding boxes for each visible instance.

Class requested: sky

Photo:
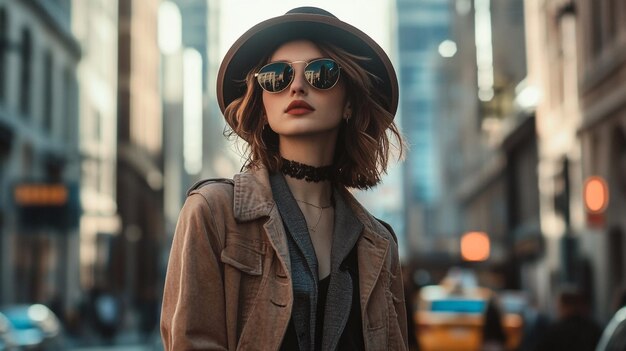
[218,0,394,60]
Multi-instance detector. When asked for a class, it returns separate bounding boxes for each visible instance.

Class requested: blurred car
[0,312,18,350]
[596,306,626,351]
[415,269,524,351]
[0,304,62,350]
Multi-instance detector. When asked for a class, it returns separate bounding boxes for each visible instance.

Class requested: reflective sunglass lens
[257,62,293,92]
[306,59,340,89]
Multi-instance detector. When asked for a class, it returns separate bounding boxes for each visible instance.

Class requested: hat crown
[217,6,398,117]
[285,7,337,18]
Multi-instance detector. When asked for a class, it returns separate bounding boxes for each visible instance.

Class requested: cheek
[262,95,284,129]
[261,93,270,113]
[330,82,348,115]
[262,94,278,117]
[329,94,348,118]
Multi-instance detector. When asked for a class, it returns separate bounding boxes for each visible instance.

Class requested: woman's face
[262,40,350,142]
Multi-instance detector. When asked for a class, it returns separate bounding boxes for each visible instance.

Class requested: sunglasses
[254,58,341,93]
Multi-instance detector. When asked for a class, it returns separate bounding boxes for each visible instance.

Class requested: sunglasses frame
[254,58,342,93]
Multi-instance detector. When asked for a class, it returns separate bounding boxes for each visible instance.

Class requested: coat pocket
[220,239,264,276]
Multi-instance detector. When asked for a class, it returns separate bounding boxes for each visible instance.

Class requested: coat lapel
[232,168,393,351]
[269,172,320,350]
[269,173,319,278]
[233,168,291,270]
[322,188,363,351]
[357,229,389,319]
[332,188,391,317]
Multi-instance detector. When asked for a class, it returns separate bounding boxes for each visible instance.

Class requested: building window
[43,51,54,132]
[21,142,33,176]
[590,0,603,56]
[0,7,7,102]
[63,67,74,142]
[617,2,626,35]
[19,28,32,116]
[607,0,618,42]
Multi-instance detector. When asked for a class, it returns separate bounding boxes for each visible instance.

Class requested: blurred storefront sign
[13,182,80,230]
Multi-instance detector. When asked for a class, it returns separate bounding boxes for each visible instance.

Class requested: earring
[344,114,351,124]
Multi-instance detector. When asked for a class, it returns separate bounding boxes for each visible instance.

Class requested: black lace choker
[280,157,334,182]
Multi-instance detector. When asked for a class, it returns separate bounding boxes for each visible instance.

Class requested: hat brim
[217,13,398,117]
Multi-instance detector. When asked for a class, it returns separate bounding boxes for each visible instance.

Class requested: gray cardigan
[269,173,363,351]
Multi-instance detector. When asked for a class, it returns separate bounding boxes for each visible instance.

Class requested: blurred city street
[1,0,625,349]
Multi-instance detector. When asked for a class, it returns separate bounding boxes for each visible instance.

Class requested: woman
[161,7,407,351]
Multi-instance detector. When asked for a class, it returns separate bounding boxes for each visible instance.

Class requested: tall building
[115,0,163,333]
[396,0,452,257]
[203,0,239,180]
[575,0,626,321]
[71,0,120,294]
[466,0,531,290]
[436,0,531,289]
[160,0,219,284]
[523,0,583,313]
[0,0,81,316]
[523,0,626,322]
[174,0,209,92]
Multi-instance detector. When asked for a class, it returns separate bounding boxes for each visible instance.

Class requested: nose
[289,64,308,96]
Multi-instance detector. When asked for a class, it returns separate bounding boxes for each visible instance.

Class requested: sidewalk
[69,346,150,351]
[65,325,163,351]
[65,305,163,351]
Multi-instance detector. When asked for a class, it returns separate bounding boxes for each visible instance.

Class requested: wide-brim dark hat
[216,6,399,117]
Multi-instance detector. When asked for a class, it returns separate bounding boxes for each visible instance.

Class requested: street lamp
[583,176,609,228]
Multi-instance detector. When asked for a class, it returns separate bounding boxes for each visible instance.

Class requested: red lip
[285,100,315,115]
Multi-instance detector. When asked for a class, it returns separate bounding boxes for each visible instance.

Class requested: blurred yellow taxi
[415,270,524,351]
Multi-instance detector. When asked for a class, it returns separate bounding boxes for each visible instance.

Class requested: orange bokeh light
[584,176,609,213]
[461,231,490,261]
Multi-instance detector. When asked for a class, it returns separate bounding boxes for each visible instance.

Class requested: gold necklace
[295,199,333,233]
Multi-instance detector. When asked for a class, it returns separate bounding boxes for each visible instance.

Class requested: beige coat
[160,167,408,350]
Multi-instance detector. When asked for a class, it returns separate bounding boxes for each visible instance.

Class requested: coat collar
[232,167,392,287]
[231,168,392,261]
[232,167,275,221]
[233,167,293,271]
[232,167,389,236]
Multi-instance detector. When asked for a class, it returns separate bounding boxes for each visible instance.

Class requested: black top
[280,277,364,351]
[280,249,364,351]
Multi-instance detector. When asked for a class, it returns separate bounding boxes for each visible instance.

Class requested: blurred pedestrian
[138,286,159,339]
[611,284,626,315]
[533,288,602,351]
[89,286,121,345]
[518,296,549,351]
[160,6,408,351]
[481,297,507,351]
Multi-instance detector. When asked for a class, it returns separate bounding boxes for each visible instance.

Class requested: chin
[277,128,341,140]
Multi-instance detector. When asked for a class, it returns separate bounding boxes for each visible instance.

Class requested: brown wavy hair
[223,40,404,189]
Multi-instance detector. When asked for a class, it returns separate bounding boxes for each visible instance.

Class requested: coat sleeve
[160,193,229,350]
